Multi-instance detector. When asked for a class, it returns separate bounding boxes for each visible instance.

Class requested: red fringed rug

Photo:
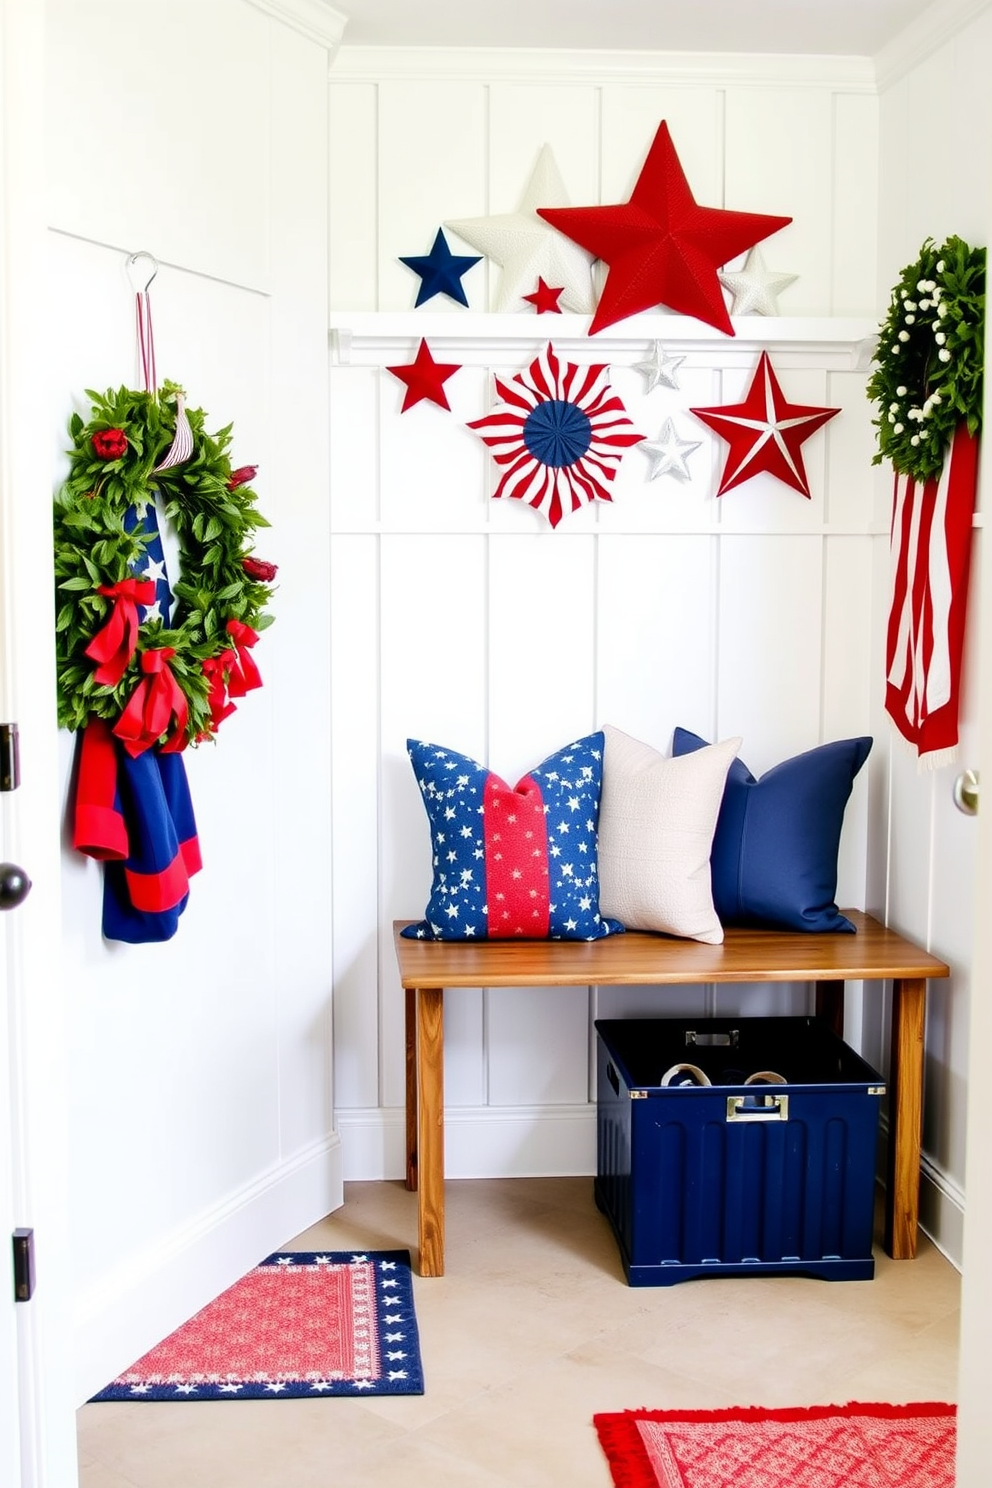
[593,1402,956,1488]
[90,1251,423,1401]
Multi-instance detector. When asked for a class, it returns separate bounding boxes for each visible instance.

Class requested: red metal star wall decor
[690,352,840,497]
[537,120,792,337]
[386,339,462,412]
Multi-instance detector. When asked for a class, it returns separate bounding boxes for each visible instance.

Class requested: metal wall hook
[953,769,979,816]
[126,250,158,293]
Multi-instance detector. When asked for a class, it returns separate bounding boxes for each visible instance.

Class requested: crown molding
[874,0,991,90]
[244,0,348,54]
[328,44,876,91]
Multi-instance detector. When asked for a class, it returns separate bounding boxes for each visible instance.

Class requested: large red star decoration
[690,351,840,497]
[386,338,462,412]
[536,121,791,336]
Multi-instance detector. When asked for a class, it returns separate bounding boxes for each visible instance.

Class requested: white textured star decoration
[445,144,596,314]
[640,418,702,482]
[633,342,686,391]
[719,246,798,316]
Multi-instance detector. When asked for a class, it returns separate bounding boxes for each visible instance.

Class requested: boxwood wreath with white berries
[866,235,985,481]
[54,381,276,747]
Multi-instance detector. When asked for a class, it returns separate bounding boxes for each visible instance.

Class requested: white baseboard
[919,1152,965,1270]
[336,1105,597,1181]
[73,1132,344,1406]
[338,1106,967,1270]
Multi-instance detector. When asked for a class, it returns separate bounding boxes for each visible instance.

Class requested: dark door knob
[0,863,31,910]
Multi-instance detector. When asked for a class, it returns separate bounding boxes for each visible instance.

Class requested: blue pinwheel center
[523,399,592,468]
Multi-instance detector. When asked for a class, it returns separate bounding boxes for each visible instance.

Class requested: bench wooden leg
[885,976,925,1259]
[416,985,445,1277]
[405,986,418,1191]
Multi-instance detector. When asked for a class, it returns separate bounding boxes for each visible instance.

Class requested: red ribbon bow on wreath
[113,647,189,757]
[84,578,157,686]
[225,619,262,696]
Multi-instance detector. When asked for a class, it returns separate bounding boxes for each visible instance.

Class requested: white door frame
[953,245,992,1483]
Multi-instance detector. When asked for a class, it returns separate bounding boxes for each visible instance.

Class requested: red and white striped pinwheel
[467,344,644,529]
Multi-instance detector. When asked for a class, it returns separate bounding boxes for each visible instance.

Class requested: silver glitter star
[632,342,686,391]
[719,246,798,316]
[640,418,702,482]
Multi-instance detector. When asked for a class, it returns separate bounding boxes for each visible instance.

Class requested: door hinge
[12,1228,35,1301]
[0,723,19,792]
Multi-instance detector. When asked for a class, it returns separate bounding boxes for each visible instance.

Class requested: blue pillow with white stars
[402,732,623,941]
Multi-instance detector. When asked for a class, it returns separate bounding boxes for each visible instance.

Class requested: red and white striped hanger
[126,249,193,472]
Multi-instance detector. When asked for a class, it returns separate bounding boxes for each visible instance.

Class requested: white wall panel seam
[375,530,385,1108]
[483,526,491,1108]
[373,82,381,310]
[828,91,838,316]
[717,88,726,206]
[927,771,938,952]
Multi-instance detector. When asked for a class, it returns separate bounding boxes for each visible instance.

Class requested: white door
[0,1,79,1483]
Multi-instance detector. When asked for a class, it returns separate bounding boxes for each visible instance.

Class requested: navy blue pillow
[672,728,872,933]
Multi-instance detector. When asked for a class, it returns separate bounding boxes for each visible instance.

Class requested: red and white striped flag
[885,422,979,767]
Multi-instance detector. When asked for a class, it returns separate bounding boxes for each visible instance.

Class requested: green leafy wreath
[54,380,276,750]
[866,235,985,481]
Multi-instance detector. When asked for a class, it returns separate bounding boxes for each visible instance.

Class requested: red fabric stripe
[483,772,550,938]
[179,834,203,877]
[918,424,978,758]
[884,424,978,759]
[73,717,129,860]
[125,852,190,913]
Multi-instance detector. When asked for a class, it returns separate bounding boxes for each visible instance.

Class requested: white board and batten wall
[328,8,992,1278]
[327,53,890,1182]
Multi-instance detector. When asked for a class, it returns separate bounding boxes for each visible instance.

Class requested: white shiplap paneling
[377,81,488,311]
[328,55,886,1193]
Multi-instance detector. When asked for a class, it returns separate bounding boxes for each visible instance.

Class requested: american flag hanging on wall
[884,422,979,768]
[867,235,985,770]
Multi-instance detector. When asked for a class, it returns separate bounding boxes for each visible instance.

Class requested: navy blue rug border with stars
[89,1250,424,1402]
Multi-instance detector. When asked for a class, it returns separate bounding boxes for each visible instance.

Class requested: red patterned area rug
[90,1251,423,1401]
[593,1402,956,1488]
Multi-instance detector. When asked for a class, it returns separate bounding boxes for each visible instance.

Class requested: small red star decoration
[386,338,462,412]
[690,351,840,497]
[536,120,791,336]
[523,277,565,314]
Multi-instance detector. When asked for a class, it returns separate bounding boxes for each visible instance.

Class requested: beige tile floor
[77,1177,960,1488]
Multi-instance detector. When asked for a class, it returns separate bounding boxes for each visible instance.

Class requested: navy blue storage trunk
[595,1017,885,1286]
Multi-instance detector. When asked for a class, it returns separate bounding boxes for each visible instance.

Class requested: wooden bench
[393,913,949,1277]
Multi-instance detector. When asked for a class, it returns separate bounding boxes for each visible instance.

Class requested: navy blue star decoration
[399,228,481,308]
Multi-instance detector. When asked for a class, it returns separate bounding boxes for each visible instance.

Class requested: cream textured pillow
[598,725,743,944]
